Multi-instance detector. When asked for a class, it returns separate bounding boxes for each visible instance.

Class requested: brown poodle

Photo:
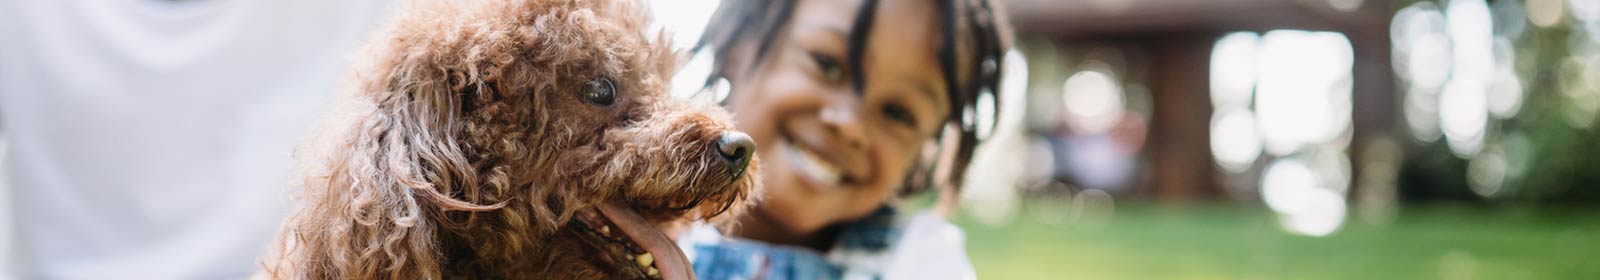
[262,0,757,279]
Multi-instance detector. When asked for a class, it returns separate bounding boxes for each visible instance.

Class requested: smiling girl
[678,0,1010,278]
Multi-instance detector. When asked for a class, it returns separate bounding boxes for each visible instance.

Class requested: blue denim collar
[690,206,903,280]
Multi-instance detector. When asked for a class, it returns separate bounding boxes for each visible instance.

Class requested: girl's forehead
[792,0,865,34]
[868,0,951,103]
[794,0,941,34]
[795,0,951,103]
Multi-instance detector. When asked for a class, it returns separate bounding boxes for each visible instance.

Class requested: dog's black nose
[716,131,754,178]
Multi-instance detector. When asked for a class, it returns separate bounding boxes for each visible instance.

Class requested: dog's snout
[716,131,754,178]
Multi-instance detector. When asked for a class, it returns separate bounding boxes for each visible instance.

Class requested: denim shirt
[686,207,901,280]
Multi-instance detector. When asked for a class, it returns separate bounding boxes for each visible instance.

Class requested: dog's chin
[571,202,693,280]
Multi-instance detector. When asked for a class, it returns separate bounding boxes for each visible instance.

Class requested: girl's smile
[780,136,848,189]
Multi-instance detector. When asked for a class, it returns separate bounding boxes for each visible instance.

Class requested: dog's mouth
[573,202,693,280]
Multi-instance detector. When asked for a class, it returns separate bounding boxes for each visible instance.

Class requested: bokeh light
[1527,0,1565,28]
[1391,0,1522,160]
[1467,144,1508,198]
[1208,29,1354,237]
[1260,157,1347,237]
[1393,2,1451,143]
[1439,78,1487,157]
[1254,30,1353,156]
[1061,67,1126,134]
[1210,32,1258,111]
[1210,109,1261,173]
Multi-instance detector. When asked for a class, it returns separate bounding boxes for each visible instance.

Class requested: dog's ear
[271,33,519,278]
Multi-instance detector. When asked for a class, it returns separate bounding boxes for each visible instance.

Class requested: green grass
[953,202,1600,280]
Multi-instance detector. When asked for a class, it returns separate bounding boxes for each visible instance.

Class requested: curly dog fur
[263,0,757,278]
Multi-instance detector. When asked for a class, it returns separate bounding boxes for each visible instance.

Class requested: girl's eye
[882,103,917,127]
[811,52,844,82]
[583,77,617,106]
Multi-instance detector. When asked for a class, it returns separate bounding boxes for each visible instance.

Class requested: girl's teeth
[786,143,842,185]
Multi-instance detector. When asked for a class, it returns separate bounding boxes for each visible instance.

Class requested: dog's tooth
[635,253,654,268]
[647,267,659,277]
[600,225,611,236]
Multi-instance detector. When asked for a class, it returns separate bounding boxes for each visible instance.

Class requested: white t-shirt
[0,0,392,278]
[880,213,977,280]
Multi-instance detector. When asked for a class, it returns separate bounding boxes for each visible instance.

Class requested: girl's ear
[901,125,955,197]
[900,124,966,216]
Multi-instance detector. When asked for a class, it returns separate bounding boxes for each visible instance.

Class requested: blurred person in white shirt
[0,0,392,278]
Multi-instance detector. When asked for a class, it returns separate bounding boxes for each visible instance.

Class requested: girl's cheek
[727,78,782,144]
[866,136,910,194]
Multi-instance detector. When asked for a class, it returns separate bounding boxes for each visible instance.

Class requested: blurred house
[1005,0,1397,203]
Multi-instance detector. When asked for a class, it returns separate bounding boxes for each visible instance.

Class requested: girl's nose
[819,97,867,151]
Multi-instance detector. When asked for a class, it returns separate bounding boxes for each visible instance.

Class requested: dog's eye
[583,77,617,106]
